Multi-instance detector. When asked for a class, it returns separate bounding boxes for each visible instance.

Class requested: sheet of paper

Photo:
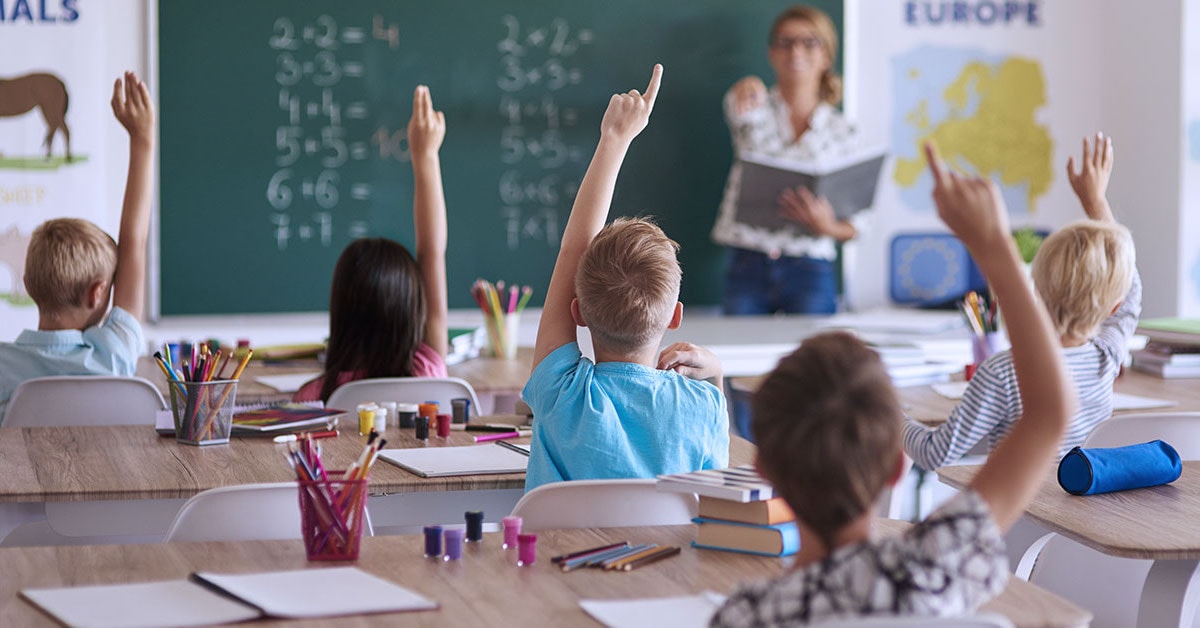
[21,580,260,628]
[192,567,437,619]
[931,382,1177,411]
[580,592,727,628]
[253,372,322,393]
[377,444,529,477]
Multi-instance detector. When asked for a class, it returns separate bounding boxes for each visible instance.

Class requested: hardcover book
[735,147,887,233]
[691,517,800,557]
[696,495,795,526]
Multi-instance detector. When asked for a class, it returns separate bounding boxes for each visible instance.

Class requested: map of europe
[891,46,1052,214]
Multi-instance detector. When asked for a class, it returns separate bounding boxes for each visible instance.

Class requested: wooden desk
[0,424,757,504]
[0,524,1088,627]
[939,462,1200,627]
[136,348,536,408]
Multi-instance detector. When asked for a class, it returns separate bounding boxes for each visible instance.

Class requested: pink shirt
[292,343,448,402]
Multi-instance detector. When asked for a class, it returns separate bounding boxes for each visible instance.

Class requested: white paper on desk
[192,567,437,619]
[253,372,322,393]
[377,444,529,477]
[580,591,727,628]
[21,579,260,628]
[930,381,1177,411]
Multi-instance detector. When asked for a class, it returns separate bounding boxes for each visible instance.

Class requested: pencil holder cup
[297,472,368,561]
[169,380,238,446]
[488,313,520,360]
[971,332,1002,366]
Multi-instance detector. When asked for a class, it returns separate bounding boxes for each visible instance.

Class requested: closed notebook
[377,443,529,477]
[696,496,795,526]
[692,517,800,557]
[656,465,775,503]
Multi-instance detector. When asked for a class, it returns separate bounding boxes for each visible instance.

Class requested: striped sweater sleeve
[903,352,1021,471]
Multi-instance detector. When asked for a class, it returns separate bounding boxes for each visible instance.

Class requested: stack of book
[1132,318,1200,379]
[656,466,799,557]
[868,341,961,388]
[446,327,487,365]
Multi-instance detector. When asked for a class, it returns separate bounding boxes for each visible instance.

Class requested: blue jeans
[721,248,838,315]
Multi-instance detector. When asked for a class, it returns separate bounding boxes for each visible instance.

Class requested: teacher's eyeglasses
[770,36,823,52]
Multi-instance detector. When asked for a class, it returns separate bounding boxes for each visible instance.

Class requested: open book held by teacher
[735,147,887,233]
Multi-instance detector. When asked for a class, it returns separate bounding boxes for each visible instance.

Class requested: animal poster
[0,1,107,334]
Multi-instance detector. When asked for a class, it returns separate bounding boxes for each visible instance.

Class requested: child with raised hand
[522,64,729,492]
[295,85,449,403]
[0,72,155,423]
[710,143,1076,625]
[904,132,1139,471]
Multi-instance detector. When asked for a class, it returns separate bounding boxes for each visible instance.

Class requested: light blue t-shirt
[0,306,144,424]
[522,342,730,492]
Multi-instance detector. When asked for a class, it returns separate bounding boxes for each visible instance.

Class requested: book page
[191,567,437,619]
[580,592,726,628]
[21,580,260,628]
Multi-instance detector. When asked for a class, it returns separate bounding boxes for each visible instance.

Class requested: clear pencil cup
[488,313,520,360]
[298,473,368,561]
[168,380,237,446]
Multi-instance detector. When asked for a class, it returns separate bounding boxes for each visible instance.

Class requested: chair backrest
[327,377,481,416]
[509,479,698,532]
[813,616,1014,628]
[4,376,167,427]
[1025,533,1150,628]
[165,483,303,542]
[1083,411,1200,459]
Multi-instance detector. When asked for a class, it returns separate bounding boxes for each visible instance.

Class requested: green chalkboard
[158,0,842,315]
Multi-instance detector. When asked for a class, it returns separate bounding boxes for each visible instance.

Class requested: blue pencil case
[1057,440,1182,496]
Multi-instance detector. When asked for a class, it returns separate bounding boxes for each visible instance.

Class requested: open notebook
[377,443,529,477]
[20,567,437,628]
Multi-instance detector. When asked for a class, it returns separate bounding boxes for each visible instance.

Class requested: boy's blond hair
[1031,219,1135,342]
[752,332,901,549]
[24,218,117,311]
[575,217,681,354]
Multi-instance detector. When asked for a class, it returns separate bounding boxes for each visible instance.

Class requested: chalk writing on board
[266,14,377,250]
[496,15,593,251]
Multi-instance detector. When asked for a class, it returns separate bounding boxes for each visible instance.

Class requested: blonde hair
[1031,220,1135,341]
[752,332,902,550]
[24,218,117,311]
[576,217,681,355]
[770,5,842,105]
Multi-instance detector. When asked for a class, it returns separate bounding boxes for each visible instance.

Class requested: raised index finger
[643,63,663,107]
[923,141,947,186]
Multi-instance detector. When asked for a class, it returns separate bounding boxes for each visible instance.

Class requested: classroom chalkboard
[158,0,842,315]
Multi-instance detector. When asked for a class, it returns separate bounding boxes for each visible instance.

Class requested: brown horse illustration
[0,73,71,160]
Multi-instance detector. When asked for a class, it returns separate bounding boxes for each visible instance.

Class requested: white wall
[1182,0,1200,317]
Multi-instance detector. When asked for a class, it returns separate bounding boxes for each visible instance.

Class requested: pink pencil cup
[297,472,368,561]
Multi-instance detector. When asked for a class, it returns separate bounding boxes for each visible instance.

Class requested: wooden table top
[937,461,1200,560]
[137,348,536,406]
[0,423,757,504]
[732,368,1200,427]
[0,524,1088,628]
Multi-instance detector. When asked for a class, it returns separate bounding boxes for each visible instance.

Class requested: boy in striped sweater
[904,132,1140,470]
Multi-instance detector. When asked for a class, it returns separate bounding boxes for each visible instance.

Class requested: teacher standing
[711,4,861,315]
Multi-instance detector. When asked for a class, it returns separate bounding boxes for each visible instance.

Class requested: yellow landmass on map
[894,57,1052,212]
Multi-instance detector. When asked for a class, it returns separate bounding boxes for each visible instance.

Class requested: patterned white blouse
[711,87,863,260]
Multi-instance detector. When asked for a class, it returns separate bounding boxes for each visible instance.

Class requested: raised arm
[1066,132,1115,223]
[109,71,155,320]
[408,85,449,357]
[531,64,663,369]
[925,142,1075,533]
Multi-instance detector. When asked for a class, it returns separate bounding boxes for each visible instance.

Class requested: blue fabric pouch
[1057,440,1182,496]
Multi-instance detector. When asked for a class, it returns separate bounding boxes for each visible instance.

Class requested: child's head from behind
[323,238,426,398]
[25,218,117,319]
[1031,219,1134,343]
[752,332,902,549]
[575,217,681,355]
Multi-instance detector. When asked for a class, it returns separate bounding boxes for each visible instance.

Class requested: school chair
[509,479,698,532]
[327,377,481,417]
[1,376,177,547]
[4,375,167,426]
[164,482,374,543]
[812,615,1014,627]
[1015,412,1200,628]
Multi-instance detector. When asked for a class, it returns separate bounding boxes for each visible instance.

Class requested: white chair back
[5,376,167,427]
[509,479,697,532]
[813,615,1014,627]
[1024,533,1149,628]
[327,377,481,416]
[1083,411,1200,458]
[165,482,372,543]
